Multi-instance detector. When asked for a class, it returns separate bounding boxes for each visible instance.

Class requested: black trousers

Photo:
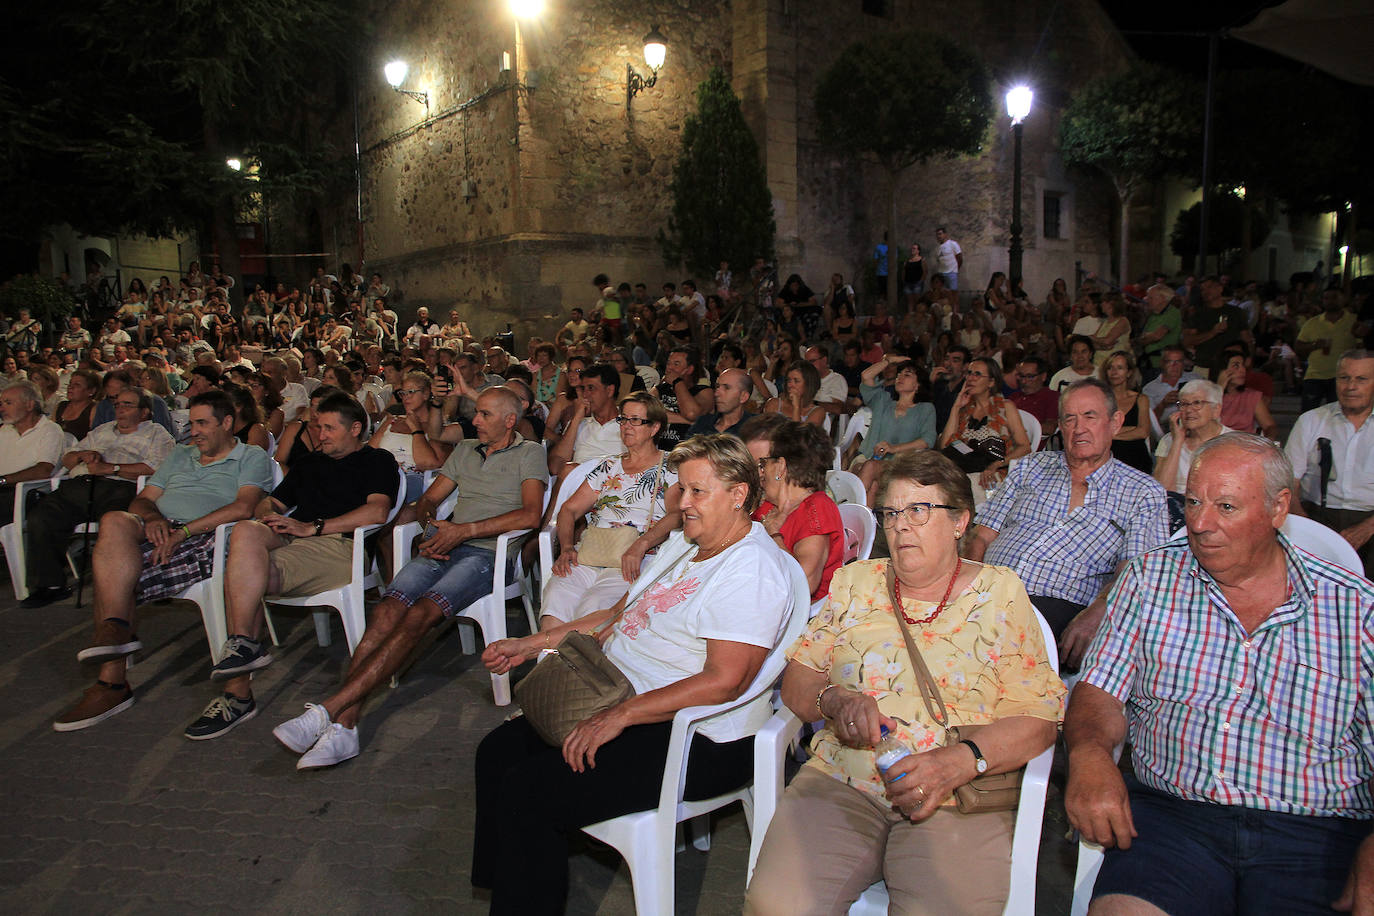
[471,715,754,915]
[25,476,136,590]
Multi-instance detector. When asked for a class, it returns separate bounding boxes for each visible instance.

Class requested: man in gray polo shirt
[271,386,547,770]
[52,390,273,731]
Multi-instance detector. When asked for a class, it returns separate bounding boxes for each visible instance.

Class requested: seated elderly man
[183,391,398,741]
[0,380,66,524]
[965,379,1168,663]
[51,390,272,731]
[22,387,176,609]
[1285,350,1374,579]
[1065,433,1374,914]
[271,386,546,769]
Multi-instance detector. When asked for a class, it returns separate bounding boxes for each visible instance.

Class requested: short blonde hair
[667,433,763,514]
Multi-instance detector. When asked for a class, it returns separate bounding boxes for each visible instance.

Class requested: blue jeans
[1094,775,1367,914]
[941,271,959,291]
[384,543,499,618]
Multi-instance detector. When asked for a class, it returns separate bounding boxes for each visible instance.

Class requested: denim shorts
[383,543,501,618]
[1094,774,1367,914]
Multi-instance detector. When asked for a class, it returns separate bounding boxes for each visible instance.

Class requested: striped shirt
[978,452,1168,606]
[1081,534,1374,818]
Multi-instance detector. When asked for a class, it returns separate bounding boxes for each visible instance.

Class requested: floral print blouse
[789,558,1066,799]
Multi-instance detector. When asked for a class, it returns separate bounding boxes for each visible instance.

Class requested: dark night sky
[1098,0,1301,75]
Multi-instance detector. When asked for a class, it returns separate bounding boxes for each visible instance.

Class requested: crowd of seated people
[1,254,1372,914]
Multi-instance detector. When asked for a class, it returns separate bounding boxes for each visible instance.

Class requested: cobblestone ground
[0,591,1083,914]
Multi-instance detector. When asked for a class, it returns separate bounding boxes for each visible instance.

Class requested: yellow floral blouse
[789,558,1066,799]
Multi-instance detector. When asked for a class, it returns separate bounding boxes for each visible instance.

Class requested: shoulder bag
[515,532,692,746]
[885,564,1023,814]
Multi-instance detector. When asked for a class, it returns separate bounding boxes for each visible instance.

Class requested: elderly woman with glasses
[1154,378,1231,529]
[540,392,681,631]
[746,450,1064,915]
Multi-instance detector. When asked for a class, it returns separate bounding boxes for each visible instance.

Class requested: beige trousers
[744,767,1013,916]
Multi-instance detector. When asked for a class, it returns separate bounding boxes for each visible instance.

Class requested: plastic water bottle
[874,724,911,783]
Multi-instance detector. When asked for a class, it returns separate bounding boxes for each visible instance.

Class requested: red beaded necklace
[892,558,962,626]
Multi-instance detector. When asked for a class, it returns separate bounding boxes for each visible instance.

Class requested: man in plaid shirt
[1065,433,1374,914]
[52,389,273,732]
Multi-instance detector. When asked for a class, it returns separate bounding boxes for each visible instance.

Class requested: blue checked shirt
[978,452,1168,607]
[1081,534,1374,818]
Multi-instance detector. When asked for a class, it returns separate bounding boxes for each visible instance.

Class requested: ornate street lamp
[1005,85,1033,285]
[384,60,429,111]
[627,26,668,109]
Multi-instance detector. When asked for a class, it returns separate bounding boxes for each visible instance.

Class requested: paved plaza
[0,586,1080,914]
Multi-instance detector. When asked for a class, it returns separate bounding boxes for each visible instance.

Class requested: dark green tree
[1060,63,1201,286]
[661,68,775,281]
[814,30,992,306]
[0,0,363,292]
[1169,193,1271,273]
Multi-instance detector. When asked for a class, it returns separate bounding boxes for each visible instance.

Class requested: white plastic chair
[260,467,406,654]
[1070,740,1126,916]
[536,458,600,607]
[834,406,871,469]
[1,478,57,599]
[1017,408,1043,454]
[390,482,552,705]
[749,608,1061,916]
[838,502,876,564]
[826,469,866,507]
[580,553,813,916]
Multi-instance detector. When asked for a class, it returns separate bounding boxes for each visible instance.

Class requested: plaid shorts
[134,532,217,604]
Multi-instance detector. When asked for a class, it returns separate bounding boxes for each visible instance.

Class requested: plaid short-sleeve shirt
[1081,534,1374,818]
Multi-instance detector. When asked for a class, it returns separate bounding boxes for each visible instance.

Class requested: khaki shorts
[271,534,354,597]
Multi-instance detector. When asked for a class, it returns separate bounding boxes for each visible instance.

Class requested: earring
[775,473,782,480]
[734,503,741,510]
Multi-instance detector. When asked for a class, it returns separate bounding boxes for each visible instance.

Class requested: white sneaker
[272,703,331,754]
[297,723,360,770]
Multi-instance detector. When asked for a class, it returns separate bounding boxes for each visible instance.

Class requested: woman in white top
[542,392,682,629]
[474,434,794,913]
[1154,378,1230,530]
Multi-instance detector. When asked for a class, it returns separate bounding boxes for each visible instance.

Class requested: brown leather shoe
[53,680,134,732]
[76,618,142,662]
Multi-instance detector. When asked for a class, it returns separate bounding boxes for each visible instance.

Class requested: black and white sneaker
[209,635,273,681]
[184,693,257,740]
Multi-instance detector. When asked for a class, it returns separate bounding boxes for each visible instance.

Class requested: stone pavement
[0,588,1082,915]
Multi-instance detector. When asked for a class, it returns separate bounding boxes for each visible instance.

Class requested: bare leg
[323,597,445,728]
[857,459,882,507]
[221,520,286,699]
[90,511,148,684]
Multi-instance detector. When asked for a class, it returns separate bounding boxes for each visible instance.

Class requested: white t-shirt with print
[605,525,792,742]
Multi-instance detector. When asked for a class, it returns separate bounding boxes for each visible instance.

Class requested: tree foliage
[1170,193,1272,265]
[814,30,993,174]
[661,68,775,278]
[1059,63,1200,203]
[0,275,77,344]
[0,0,363,254]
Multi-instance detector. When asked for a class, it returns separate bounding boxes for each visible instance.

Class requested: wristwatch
[112,465,122,477]
[313,518,325,536]
[960,739,989,774]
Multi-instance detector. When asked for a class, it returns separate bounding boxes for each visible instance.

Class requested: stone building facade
[350,0,1136,338]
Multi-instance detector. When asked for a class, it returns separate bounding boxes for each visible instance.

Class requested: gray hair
[1191,432,1293,509]
[1179,378,1223,406]
[1338,349,1374,366]
[3,380,43,414]
[1058,377,1118,416]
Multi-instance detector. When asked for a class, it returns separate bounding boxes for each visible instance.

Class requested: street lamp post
[1005,85,1032,286]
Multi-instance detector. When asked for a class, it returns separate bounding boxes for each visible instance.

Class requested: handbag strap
[885,563,952,733]
[645,452,666,528]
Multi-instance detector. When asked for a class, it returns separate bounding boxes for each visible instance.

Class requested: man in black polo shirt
[183,392,398,740]
[655,346,713,448]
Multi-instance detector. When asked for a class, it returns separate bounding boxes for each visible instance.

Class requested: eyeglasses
[1177,399,1212,409]
[397,388,426,397]
[756,455,777,470]
[872,502,959,528]
[615,415,650,426]
[113,400,142,409]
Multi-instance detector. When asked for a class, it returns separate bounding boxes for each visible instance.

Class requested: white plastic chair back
[837,503,876,563]
[1,477,58,599]
[537,459,602,599]
[1018,408,1042,453]
[1282,514,1364,574]
[834,407,871,469]
[581,553,813,916]
[825,469,866,507]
